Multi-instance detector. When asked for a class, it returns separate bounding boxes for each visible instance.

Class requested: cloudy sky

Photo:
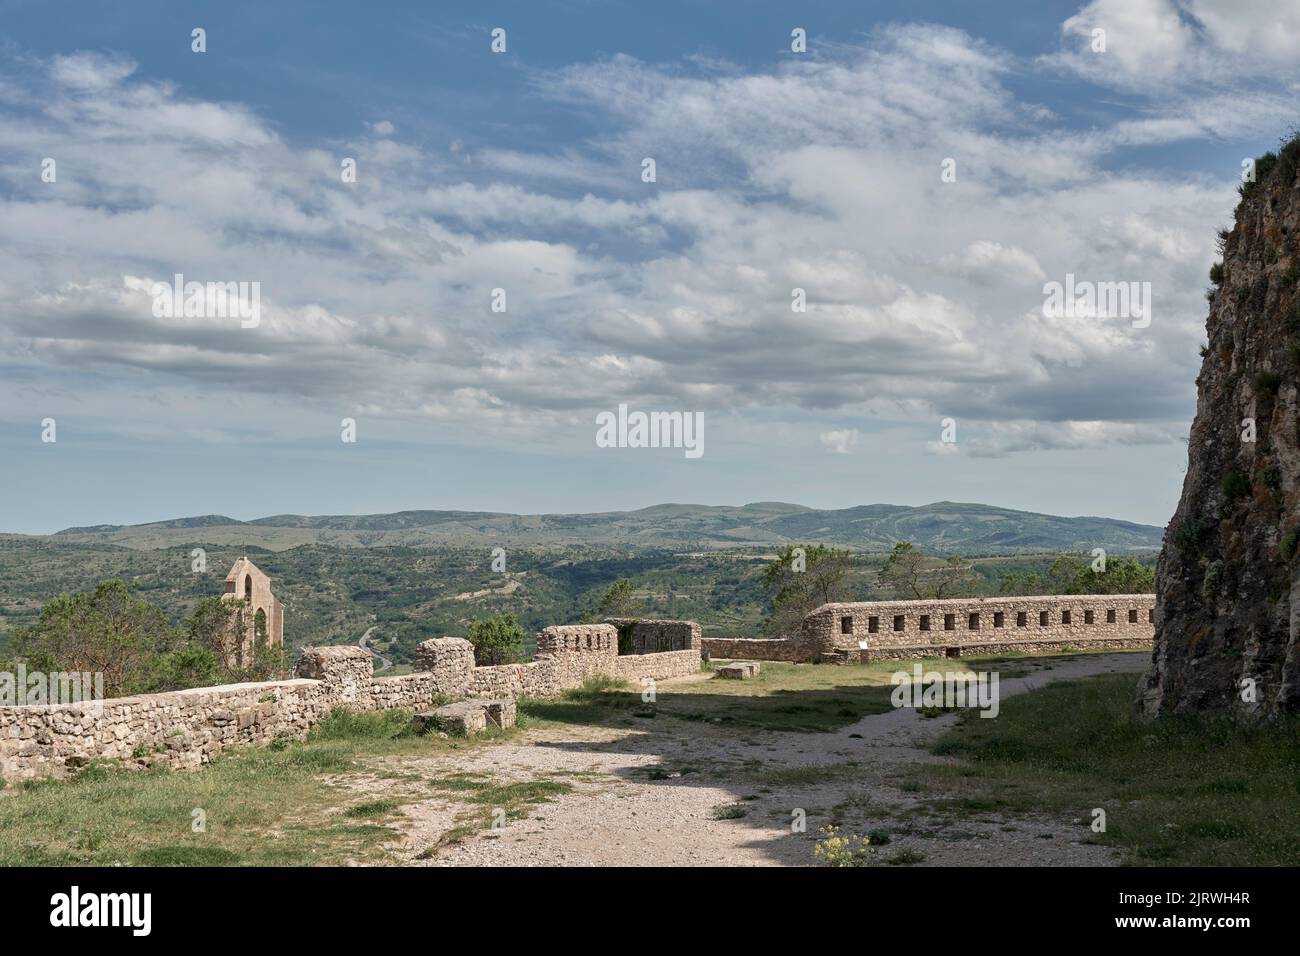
[2,0,1298,534]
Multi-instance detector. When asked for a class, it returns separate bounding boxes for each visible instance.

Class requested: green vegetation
[1169,516,1206,556]
[466,611,526,665]
[998,554,1154,596]
[1221,470,1252,502]
[712,803,749,820]
[912,673,1300,866]
[1281,527,1300,562]
[1253,370,1282,397]
[0,580,283,697]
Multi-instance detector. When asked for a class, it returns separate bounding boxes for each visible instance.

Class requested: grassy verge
[0,708,515,866]
[909,672,1300,865]
[520,652,1123,734]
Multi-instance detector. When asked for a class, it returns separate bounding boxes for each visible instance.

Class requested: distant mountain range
[49,501,1165,555]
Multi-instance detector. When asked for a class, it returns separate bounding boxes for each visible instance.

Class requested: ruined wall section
[603,618,702,654]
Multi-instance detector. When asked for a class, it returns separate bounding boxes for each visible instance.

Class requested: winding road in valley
[358,625,392,673]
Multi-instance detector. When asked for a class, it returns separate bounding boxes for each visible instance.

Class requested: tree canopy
[878,542,975,600]
[762,544,852,635]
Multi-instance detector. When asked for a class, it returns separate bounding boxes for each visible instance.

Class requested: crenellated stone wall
[805,594,1156,659]
[0,621,703,782]
[704,595,1156,663]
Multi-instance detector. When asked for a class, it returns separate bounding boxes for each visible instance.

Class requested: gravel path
[353,653,1146,866]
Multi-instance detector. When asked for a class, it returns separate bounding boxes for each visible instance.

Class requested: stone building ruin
[220,557,284,668]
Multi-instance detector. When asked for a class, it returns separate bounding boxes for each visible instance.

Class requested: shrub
[1254,370,1282,396]
[712,804,749,820]
[1221,470,1252,502]
[1209,261,1225,286]
[814,825,873,866]
[1170,516,1206,554]
[467,612,526,666]
[1281,528,1300,562]
[143,646,221,693]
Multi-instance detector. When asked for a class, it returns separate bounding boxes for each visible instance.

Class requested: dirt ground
[344,653,1147,866]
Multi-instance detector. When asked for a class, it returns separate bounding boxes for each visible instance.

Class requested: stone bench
[715,662,761,680]
[414,698,517,737]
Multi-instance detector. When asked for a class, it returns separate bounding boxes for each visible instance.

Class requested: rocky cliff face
[1139,136,1300,719]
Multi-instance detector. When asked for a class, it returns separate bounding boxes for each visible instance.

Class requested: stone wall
[0,621,703,782]
[701,637,814,662]
[610,649,702,682]
[0,677,335,783]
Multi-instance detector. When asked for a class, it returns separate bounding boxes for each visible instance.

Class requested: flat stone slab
[414,698,517,737]
[716,662,761,680]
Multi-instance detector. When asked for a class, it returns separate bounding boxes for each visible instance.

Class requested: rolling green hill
[49,501,1163,555]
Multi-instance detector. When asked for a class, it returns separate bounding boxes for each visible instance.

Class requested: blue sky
[1,0,1297,534]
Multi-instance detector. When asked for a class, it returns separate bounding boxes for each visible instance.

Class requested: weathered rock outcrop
[1139,136,1300,719]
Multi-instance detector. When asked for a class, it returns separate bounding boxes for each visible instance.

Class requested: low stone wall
[701,637,812,662]
[610,649,702,682]
[0,678,334,783]
[0,621,703,781]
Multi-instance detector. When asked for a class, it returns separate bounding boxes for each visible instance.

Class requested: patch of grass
[131,845,244,866]
[744,763,855,787]
[919,672,1300,865]
[310,707,416,741]
[343,799,399,818]
[712,804,749,820]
